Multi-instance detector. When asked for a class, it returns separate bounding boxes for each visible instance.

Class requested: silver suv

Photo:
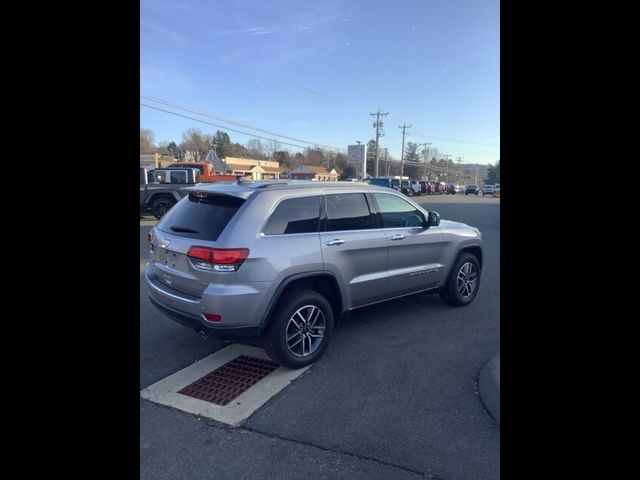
[145,181,483,369]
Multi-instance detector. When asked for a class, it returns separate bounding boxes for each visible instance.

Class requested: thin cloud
[246,26,272,36]
[142,17,341,103]
[442,63,449,73]
[141,18,188,45]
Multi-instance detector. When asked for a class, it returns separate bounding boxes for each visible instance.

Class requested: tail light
[187,246,250,272]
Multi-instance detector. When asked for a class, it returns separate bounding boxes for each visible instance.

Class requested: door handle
[390,234,406,240]
[325,239,345,246]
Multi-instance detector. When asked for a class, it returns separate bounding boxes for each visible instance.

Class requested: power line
[140,93,344,151]
[411,131,499,147]
[369,110,388,177]
[140,103,311,150]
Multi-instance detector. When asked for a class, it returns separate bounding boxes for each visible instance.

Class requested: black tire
[262,289,334,369]
[151,197,175,219]
[440,252,481,306]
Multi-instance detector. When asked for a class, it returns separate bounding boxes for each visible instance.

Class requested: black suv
[464,185,479,195]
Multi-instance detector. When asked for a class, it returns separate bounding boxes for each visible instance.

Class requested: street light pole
[384,148,389,176]
[398,124,411,181]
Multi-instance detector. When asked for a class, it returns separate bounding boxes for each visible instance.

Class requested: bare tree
[155,141,170,156]
[246,138,265,159]
[140,128,155,152]
[267,138,282,158]
[180,128,207,161]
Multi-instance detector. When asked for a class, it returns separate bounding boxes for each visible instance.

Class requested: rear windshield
[156,192,245,241]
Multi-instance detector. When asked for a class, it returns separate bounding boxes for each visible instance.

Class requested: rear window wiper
[169,226,200,233]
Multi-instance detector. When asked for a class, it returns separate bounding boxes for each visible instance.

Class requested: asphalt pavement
[140,194,500,480]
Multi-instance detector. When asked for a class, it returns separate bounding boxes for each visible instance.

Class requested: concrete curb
[478,352,500,424]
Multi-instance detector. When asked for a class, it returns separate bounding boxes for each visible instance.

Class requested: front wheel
[440,252,481,306]
[262,290,334,369]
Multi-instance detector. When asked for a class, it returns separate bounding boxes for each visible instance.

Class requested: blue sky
[140,0,500,164]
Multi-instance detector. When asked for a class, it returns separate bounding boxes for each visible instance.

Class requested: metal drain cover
[178,355,279,406]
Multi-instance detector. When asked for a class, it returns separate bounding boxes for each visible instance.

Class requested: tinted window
[325,193,374,231]
[263,196,321,235]
[156,192,245,241]
[373,193,425,228]
[170,171,187,183]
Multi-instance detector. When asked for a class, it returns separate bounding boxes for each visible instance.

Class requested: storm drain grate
[178,355,279,406]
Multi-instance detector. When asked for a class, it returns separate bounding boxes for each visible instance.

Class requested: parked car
[140,167,199,219]
[391,178,415,196]
[409,180,422,196]
[465,185,479,195]
[146,181,483,369]
[482,185,495,196]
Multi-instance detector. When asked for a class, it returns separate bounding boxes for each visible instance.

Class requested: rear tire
[440,252,481,306]
[262,289,334,369]
[151,197,175,219]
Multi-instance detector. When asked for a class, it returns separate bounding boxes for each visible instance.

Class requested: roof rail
[254,181,290,189]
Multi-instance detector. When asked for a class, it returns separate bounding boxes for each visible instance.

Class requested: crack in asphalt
[240,424,445,480]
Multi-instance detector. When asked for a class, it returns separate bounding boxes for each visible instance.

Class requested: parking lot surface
[140,195,500,479]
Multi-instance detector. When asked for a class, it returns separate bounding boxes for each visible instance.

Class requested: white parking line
[140,344,310,427]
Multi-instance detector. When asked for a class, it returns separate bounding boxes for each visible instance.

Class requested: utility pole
[443,154,451,185]
[419,142,432,180]
[456,157,463,185]
[398,123,412,180]
[370,110,389,177]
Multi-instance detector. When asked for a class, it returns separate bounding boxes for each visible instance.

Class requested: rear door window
[263,196,321,235]
[324,193,374,231]
[156,192,245,241]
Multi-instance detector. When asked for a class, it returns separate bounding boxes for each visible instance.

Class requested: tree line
[141,127,498,183]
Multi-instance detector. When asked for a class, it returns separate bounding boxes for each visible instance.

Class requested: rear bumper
[148,294,261,340]
[145,264,272,340]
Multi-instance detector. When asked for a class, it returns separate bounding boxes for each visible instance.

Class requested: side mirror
[427,211,440,227]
